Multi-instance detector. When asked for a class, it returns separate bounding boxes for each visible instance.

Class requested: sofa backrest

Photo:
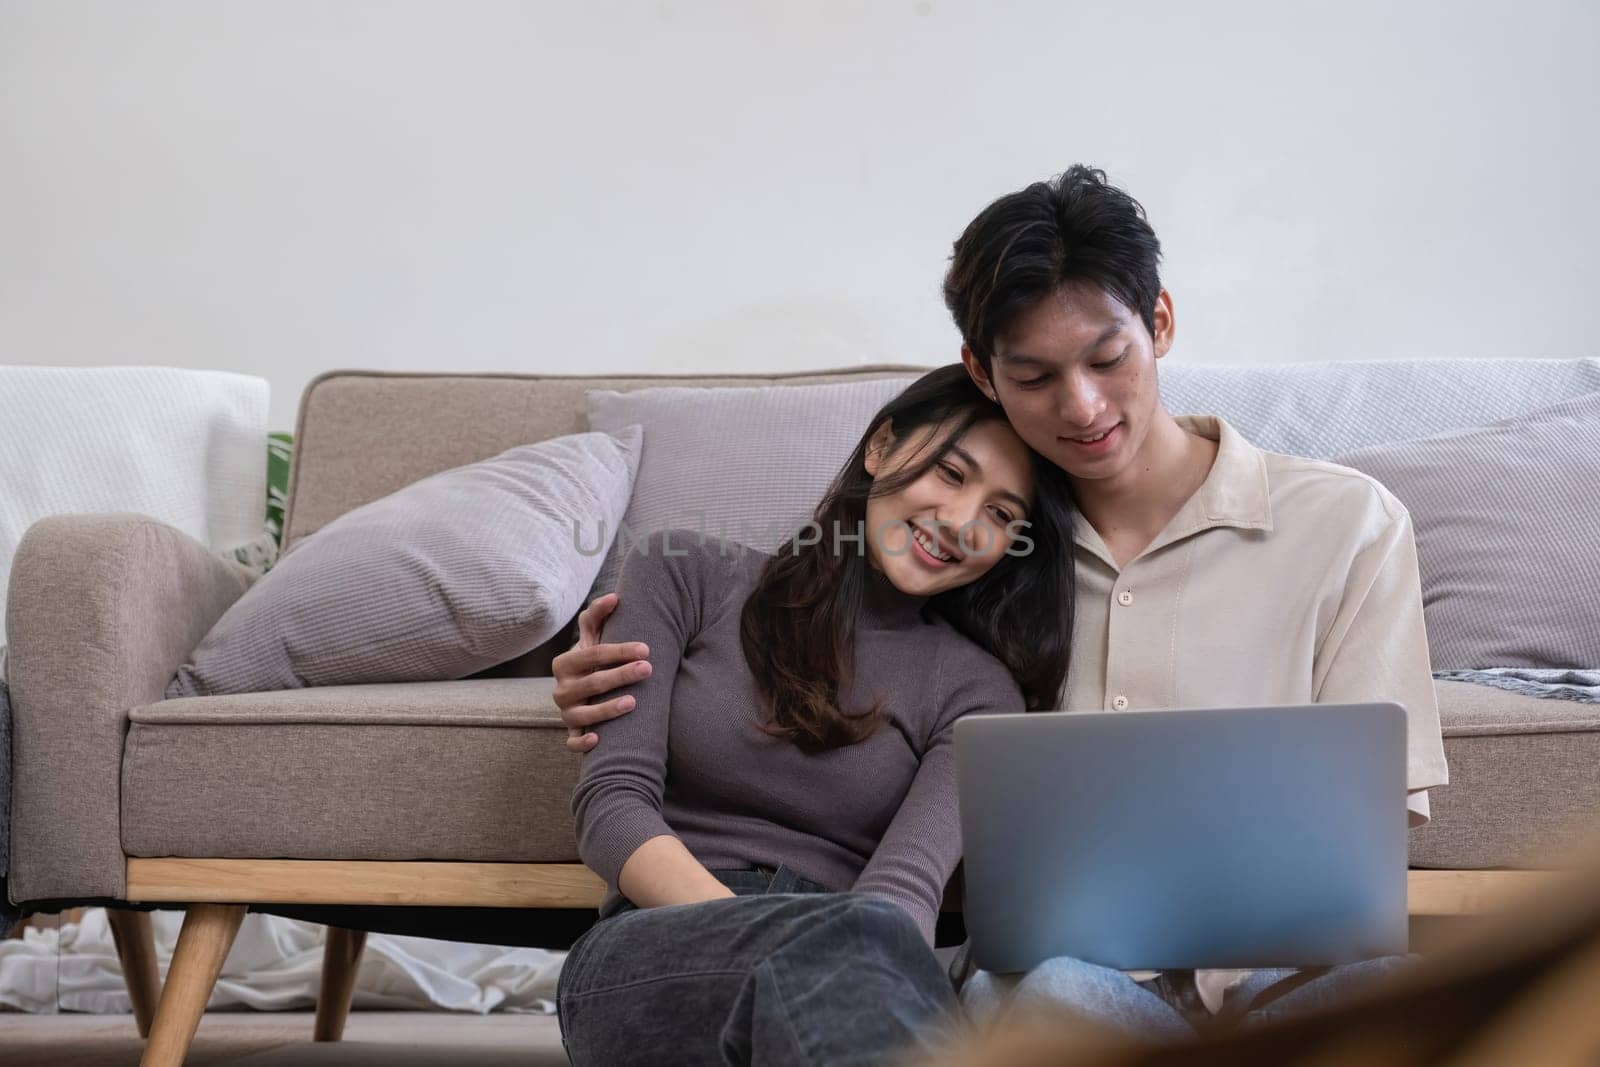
[281,366,925,551]
[282,359,1600,676]
[285,358,1600,551]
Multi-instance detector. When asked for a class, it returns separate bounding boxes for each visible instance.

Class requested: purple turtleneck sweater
[571,531,1024,943]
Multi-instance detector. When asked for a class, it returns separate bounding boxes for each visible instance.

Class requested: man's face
[963,281,1175,484]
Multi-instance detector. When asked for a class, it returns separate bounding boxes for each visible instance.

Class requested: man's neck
[1072,409,1219,564]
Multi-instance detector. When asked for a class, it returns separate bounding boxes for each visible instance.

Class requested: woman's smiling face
[861,416,1037,598]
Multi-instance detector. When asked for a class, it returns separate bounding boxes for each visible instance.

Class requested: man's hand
[552,592,652,754]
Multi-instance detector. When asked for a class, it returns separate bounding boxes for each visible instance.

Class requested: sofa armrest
[6,514,254,903]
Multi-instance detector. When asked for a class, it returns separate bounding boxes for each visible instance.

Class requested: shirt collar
[1072,414,1274,565]
[1180,413,1274,533]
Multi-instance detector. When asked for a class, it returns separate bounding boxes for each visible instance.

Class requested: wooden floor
[0,1010,569,1067]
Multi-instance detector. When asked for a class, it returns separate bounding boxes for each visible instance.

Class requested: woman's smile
[909,525,958,568]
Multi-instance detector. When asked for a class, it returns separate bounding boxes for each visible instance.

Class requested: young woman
[555,365,1078,1066]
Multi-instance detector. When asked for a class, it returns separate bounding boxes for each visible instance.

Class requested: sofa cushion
[123,677,1600,872]
[1333,392,1600,671]
[584,377,916,594]
[1412,680,1600,869]
[122,679,580,862]
[168,427,642,698]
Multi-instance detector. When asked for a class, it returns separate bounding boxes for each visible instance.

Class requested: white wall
[3,0,1595,431]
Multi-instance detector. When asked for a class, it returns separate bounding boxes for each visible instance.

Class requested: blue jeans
[557,865,957,1066]
[961,956,1418,1040]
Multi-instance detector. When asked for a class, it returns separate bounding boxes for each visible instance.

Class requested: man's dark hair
[943,164,1164,373]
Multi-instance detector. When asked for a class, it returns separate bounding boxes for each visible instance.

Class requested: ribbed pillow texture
[168,427,641,697]
[1335,391,1600,671]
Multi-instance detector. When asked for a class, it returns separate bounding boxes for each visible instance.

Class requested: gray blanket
[1433,667,1600,705]
[1,672,17,934]
[1,672,9,875]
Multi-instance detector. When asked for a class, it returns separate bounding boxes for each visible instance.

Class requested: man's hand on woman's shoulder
[552,592,653,753]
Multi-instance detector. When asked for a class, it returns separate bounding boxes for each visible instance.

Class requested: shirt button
[1117,590,1134,606]
[1112,695,1129,710]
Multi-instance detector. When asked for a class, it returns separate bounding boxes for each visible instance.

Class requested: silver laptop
[955,703,1409,973]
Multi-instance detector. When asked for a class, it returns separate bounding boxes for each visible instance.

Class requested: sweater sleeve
[851,644,1024,944]
[570,531,715,888]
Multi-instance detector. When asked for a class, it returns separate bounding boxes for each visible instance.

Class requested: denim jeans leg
[1234,955,1420,1026]
[962,958,1196,1043]
[724,894,956,1065]
[559,888,954,1066]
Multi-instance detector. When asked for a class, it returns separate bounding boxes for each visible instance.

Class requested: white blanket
[0,908,563,1015]
[0,365,269,648]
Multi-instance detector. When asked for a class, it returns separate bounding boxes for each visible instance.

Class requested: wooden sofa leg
[140,903,246,1067]
[314,926,367,1042]
[107,908,162,1038]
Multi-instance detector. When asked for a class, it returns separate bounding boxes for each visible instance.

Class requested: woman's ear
[864,420,895,476]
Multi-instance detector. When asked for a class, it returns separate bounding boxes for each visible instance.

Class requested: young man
[551,165,1449,1036]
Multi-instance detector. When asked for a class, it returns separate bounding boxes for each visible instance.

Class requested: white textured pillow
[168,426,642,697]
[1161,358,1600,458]
[585,379,916,594]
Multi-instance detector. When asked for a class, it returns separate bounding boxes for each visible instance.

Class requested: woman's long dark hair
[739,365,1076,753]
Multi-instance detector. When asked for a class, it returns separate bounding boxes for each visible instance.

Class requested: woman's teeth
[1074,426,1114,443]
[912,527,955,563]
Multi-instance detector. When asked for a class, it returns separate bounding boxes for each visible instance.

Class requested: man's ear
[1151,289,1176,359]
[864,419,895,476]
[961,347,999,402]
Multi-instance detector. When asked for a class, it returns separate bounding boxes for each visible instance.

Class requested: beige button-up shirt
[1061,414,1449,823]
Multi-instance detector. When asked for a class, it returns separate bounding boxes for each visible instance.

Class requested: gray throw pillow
[168,426,642,697]
[585,378,915,595]
[1335,392,1600,670]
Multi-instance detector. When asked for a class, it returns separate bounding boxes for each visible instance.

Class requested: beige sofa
[6,367,1596,1065]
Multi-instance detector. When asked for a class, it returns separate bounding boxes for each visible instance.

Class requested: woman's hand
[552,592,653,754]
